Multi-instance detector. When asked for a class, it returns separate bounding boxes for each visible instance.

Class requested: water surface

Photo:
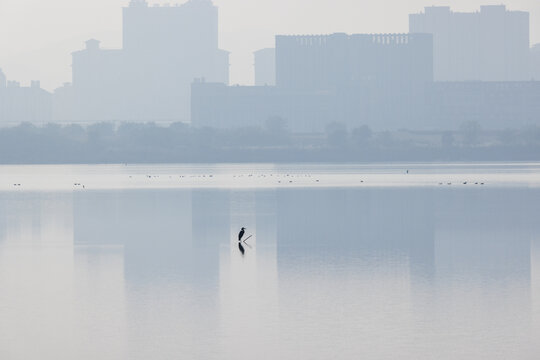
[0,163,539,359]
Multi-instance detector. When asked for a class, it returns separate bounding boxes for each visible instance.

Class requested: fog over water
[0,164,539,359]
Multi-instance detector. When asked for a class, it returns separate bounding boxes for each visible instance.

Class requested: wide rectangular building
[275,33,433,90]
[191,81,334,133]
[428,81,540,129]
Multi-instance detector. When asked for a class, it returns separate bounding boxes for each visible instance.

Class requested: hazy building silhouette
[276,33,432,90]
[277,33,433,130]
[71,40,126,122]
[191,80,332,131]
[531,44,540,81]
[254,48,276,86]
[428,81,540,129]
[122,0,229,118]
[410,5,529,81]
[193,33,433,132]
[0,69,6,89]
[66,0,229,123]
[0,69,52,124]
[52,83,75,123]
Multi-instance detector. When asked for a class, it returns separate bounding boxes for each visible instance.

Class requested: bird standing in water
[238,227,246,242]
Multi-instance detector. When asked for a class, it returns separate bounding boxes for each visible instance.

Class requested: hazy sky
[1,0,539,90]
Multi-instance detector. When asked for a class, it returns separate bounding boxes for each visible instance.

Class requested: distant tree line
[0,121,539,164]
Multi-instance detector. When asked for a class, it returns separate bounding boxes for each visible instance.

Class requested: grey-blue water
[1,164,539,359]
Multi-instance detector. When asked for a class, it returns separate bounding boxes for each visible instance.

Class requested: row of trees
[0,121,539,163]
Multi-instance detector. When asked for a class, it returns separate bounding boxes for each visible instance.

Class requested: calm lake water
[0,163,539,359]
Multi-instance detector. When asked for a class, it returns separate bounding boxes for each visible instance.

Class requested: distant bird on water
[238,227,246,242]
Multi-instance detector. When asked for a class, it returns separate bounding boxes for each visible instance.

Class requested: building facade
[192,80,540,132]
[193,33,434,132]
[410,5,530,81]
[71,40,126,122]
[68,0,229,123]
[276,33,433,90]
[254,48,276,86]
[428,81,540,129]
[0,69,52,124]
[191,81,334,132]
[531,44,540,81]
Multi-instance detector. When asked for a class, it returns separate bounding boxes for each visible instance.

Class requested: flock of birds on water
[9,170,487,189]
[439,181,485,186]
[133,173,321,185]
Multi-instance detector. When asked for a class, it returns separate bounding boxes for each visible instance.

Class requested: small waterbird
[238,227,246,242]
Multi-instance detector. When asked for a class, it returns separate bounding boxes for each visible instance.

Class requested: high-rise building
[69,0,229,123]
[122,0,227,84]
[254,48,276,86]
[410,5,529,81]
[276,33,433,90]
[71,40,125,122]
[275,33,433,129]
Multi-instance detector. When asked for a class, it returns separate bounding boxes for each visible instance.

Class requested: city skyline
[1,0,540,90]
[2,1,539,130]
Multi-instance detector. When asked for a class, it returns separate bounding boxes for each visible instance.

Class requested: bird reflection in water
[238,242,245,256]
